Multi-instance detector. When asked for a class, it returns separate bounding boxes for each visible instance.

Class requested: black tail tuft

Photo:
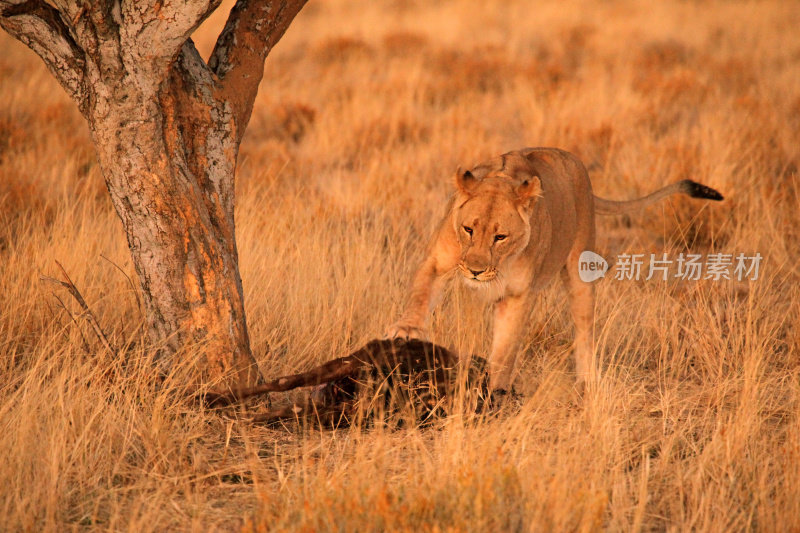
[681,180,724,201]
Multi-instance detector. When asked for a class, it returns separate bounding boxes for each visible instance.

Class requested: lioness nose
[469,268,485,277]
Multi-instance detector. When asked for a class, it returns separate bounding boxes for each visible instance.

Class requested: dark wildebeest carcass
[204,339,492,427]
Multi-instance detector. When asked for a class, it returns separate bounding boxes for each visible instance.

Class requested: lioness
[387,148,723,391]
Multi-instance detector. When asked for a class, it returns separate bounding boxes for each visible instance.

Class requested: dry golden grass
[1,0,799,530]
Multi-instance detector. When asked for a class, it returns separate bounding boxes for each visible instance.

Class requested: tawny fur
[387,147,723,389]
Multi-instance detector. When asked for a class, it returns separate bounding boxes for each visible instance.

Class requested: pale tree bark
[1,0,307,391]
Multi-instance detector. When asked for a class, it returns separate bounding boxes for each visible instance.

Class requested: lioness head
[451,156,542,288]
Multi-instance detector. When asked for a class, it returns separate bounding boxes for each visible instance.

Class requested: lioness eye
[494,234,507,242]
[463,226,473,235]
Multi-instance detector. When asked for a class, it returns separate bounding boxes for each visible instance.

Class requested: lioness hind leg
[562,254,597,384]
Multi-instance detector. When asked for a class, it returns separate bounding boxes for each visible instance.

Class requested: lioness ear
[516,176,542,205]
[454,167,479,194]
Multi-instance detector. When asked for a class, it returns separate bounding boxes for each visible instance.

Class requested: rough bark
[1,0,307,391]
[0,0,88,111]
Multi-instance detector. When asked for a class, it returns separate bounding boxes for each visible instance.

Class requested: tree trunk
[88,45,258,387]
[1,0,308,391]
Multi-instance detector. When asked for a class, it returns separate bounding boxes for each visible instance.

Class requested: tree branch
[0,0,88,113]
[119,0,222,76]
[208,0,307,143]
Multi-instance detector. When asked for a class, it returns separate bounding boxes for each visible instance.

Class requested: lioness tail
[594,179,723,216]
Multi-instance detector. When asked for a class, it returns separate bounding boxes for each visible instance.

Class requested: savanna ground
[2,0,799,530]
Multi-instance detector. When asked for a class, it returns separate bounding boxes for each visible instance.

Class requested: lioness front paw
[385,322,428,341]
[479,387,523,413]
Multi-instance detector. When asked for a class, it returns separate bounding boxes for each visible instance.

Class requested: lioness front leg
[387,256,450,340]
[487,293,531,391]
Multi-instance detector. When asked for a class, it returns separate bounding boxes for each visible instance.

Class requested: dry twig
[40,261,117,356]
